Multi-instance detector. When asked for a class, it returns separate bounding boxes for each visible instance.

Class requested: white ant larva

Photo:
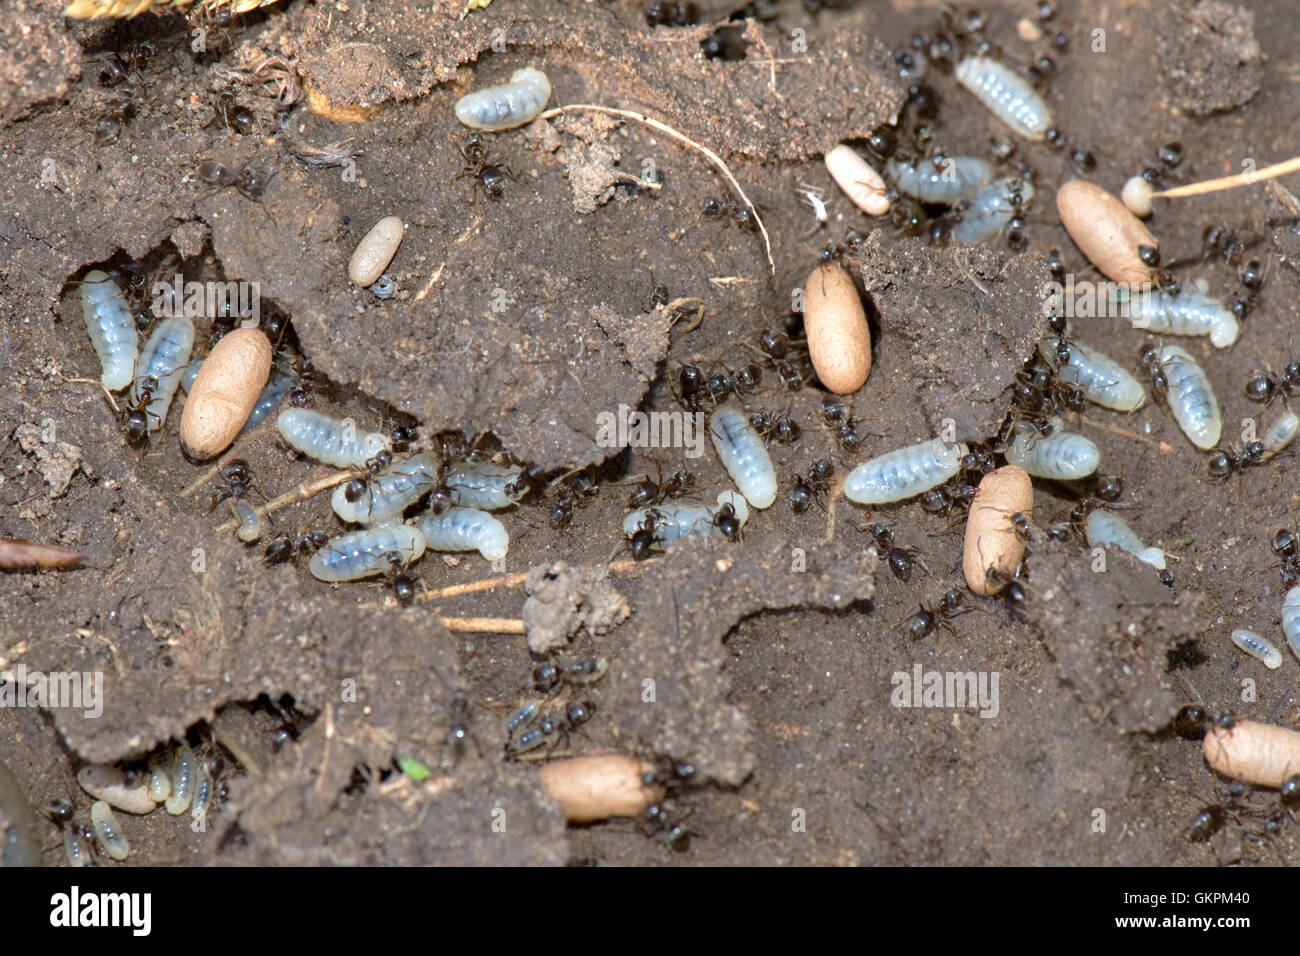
[1004,417,1100,480]
[843,438,969,506]
[1124,279,1239,349]
[623,490,750,551]
[165,742,196,816]
[1037,338,1145,412]
[147,751,171,804]
[710,405,778,508]
[454,66,551,131]
[1156,345,1221,450]
[443,460,524,510]
[133,316,195,432]
[79,269,139,392]
[276,408,391,469]
[1282,585,1300,662]
[1083,509,1166,570]
[414,507,510,562]
[230,498,266,544]
[332,451,440,526]
[947,175,1034,243]
[308,524,426,582]
[1229,628,1283,670]
[191,760,214,828]
[954,55,1053,141]
[1260,410,1300,460]
[886,154,994,204]
[239,365,296,436]
[89,800,129,861]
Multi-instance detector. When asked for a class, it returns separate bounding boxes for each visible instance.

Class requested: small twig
[439,616,526,634]
[1073,414,1175,453]
[537,103,775,274]
[1154,155,1300,199]
[214,467,356,533]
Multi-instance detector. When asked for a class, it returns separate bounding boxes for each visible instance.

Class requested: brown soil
[2,0,1299,866]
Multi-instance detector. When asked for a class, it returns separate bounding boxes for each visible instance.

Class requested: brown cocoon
[804,264,872,395]
[536,754,664,823]
[180,328,272,461]
[1203,720,1300,788]
[963,465,1032,595]
[1056,180,1159,285]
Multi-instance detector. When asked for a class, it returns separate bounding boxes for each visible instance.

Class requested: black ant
[531,655,608,695]
[503,464,547,503]
[211,91,256,135]
[382,549,418,606]
[1206,442,1268,480]
[1271,527,1300,588]
[1138,344,1168,404]
[700,195,756,232]
[789,459,834,514]
[197,157,277,203]
[643,801,697,851]
[1243,361,1300,405]
[701,24,748,61]
[627,466,694,509]
[862,522,927,582]
[816,231,866,268]
[643,0,698,26]
[1172,704,1237,740]
[899,587,972,640]
[642,755,697,789]
[452,132,515,203]
[441,690,482,765]
[342,450,394,506]
[208,459,259,512]
[711,501,743,541]
[264,529,330,564]
[550,469,600,529]
[122,375,160,447]
[749,408,800,445]
[627,509,665,560]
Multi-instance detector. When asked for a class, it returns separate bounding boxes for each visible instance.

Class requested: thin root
[1154,155,1300,200]
[213,467,356,533]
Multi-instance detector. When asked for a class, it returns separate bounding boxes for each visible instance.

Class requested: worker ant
[196,157,277,204]
[1243,361,1300,405]
[1206,442,1268,480]
[899,587,973,640]
[440,690,482,765]
[263,529,330,564]
[627,466,694,509]
[643,0,698,26]
[549,468,601,529]
[748,408,800,445]
[789,459,834,514]
[210,91,256,135]
[643,801,697,852]
[627,509,665,560]
[452,132,515,203]
[859,522,928,582]
[121,375,161,447]
[531,655,608,694]
[1138,344,1168,403]
[208,459,260,513]
[507,700,594,759]
[381,549,418,606]
[700,195,757,232]
[711,501,743,541]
